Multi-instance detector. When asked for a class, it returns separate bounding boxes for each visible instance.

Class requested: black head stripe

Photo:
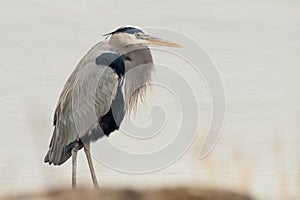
[95,53,125,78]
[103,26,144,36]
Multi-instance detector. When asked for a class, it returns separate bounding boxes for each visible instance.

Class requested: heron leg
[84,144,99,188]
[71,144,79,189]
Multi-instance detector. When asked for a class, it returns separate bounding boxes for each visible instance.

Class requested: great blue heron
[44,26,181,188]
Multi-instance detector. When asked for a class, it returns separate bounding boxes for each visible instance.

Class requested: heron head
[104,26,182,48]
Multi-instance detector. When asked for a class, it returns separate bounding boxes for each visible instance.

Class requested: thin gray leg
[84,144,99,188]
[71,145,79,189]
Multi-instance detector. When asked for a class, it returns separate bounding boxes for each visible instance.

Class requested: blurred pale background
[0,0,299,199]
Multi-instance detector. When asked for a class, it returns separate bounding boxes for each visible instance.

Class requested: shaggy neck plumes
[121,44,154,114]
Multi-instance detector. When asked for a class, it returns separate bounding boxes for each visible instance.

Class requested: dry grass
[0,187,254,200]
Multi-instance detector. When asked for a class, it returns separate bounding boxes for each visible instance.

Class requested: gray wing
[46,43,121,165]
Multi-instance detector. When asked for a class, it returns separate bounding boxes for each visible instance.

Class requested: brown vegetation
[1,187,254,200]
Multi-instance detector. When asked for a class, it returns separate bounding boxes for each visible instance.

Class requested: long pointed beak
[144,35,183,47]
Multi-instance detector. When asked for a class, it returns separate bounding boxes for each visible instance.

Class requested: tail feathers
[44,122,105,166]
[44,141,82,166]
[44,151,51,164]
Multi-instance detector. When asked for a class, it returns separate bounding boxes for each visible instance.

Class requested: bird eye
[135,32,144,39]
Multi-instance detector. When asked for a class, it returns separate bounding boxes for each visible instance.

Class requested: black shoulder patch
[103,26,144,36]
[95,52,125,78]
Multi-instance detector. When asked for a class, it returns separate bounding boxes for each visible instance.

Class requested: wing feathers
[45,48,122,165]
